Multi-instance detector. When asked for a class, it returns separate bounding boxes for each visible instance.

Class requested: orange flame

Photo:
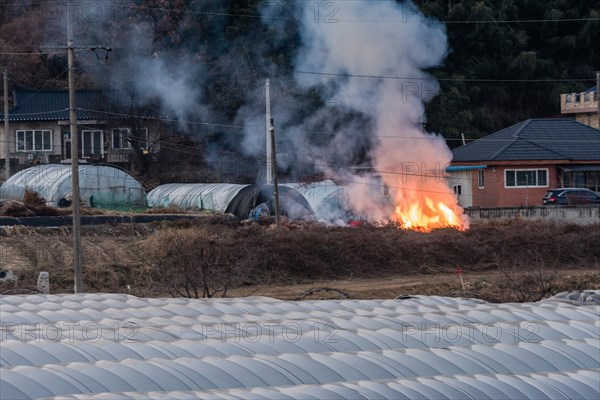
[394,195,467,231]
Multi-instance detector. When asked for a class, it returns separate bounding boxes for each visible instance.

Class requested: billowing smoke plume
[47,0,467,226]
[40,2,210,129]
[258,1,467,227]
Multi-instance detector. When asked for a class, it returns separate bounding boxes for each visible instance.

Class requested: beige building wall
[446,170,474,208]
[561,91,599,129]
[574,113,599,129]
[1,119,162,181]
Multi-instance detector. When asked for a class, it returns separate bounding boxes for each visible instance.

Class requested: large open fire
[385,171,469,231]
[394,196,467,231]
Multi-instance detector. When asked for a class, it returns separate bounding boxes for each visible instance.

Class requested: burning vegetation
[394,196,467,231]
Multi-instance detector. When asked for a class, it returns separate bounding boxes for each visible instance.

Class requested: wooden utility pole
[40,2,110,294]
[592,73,599,193]
[3,66,10,179]
[269,118,281,230]
[68,0,83,293]
[265,79,273,183]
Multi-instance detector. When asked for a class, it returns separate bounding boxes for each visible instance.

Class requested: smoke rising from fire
[45,0,467,227]
[280,0,468,227]
[33,1,211,129]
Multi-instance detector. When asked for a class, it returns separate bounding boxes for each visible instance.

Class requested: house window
[478,170,484,189]
[112,128,131,149]
[112,128,149,149]
[16,130,52,151]
[135,128,149,149]
[505,169,548,188]
[81,130,103,157]
[453,185,462,195]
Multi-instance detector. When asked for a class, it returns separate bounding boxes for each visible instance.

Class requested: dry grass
[0,189,103,217]
[0,189,68,217]
[1,219,598,301]
[142,206,202,214]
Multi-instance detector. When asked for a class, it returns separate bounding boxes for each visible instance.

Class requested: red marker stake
[456,266,465,293]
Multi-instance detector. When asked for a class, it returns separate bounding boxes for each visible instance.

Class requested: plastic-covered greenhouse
[0,292,598,399]
[147,183,313,220]
[283,180,393,224]
[0,164,146,208]
[283,180,345,223]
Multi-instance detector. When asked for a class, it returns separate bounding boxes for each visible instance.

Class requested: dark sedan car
[542,188,600,205]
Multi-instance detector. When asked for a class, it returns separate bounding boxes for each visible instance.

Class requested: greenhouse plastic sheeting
[283,180,393,223]
[44,369,600,400]
[283,180,346,223]
[0,164,146,208]
[147,183,313,220]
[146,183,245,211]
[1,292,598,399]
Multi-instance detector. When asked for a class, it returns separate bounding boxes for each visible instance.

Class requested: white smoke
[44,0,464,225]
[111,51,209,127]
[56,4,209,130]
[273,0,462,224]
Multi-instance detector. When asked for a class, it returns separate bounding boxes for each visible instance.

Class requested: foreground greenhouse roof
[0,292,598,399]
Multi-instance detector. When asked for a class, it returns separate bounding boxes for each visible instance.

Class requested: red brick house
[448,118,600,208]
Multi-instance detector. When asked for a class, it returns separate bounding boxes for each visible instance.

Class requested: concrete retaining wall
[465,206,600,224]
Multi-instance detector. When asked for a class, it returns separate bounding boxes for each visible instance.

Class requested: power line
[0,51,63,56]
[340,17,600,24]
[1,48,593,84]
[295,70,596,83]
[2,110,70,117]
[93,48,600,84]
[1,0,597,25]
[0,49,91,56]
[76,108,245,129]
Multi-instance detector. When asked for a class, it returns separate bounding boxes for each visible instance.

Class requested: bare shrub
[2,221,598,300]
[142,227,249,298]
[498,262,557,302]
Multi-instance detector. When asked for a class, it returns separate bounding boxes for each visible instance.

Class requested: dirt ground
[228,269,600,302]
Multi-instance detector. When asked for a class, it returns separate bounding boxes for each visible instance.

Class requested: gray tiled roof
[452,118,600,162]
[0,88,164,122]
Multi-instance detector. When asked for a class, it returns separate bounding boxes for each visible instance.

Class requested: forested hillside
[417,0,599,144]
[1,0,598,148]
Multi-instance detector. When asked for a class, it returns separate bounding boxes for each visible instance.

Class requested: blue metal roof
[452,118,600,162]
[0,88,165,122]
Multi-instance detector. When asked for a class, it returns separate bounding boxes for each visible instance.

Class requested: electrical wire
[294,70,596,83]
[1,0,598,24]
